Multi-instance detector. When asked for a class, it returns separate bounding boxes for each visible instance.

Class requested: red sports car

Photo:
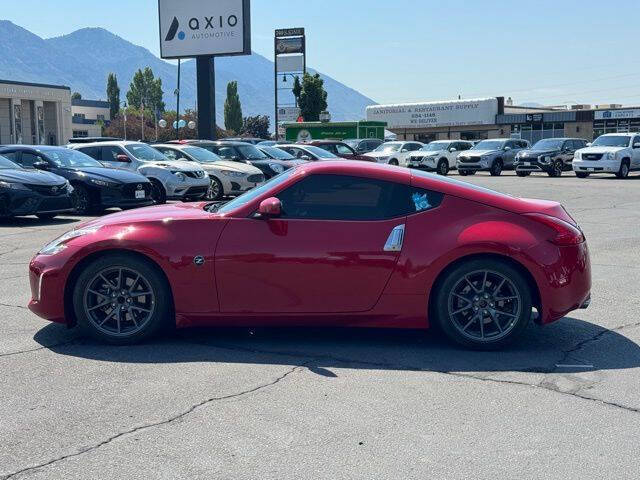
[28,162,591,349]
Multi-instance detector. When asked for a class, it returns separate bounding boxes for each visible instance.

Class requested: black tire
[150,179,167,204]
[389,159,399,166]
[437,159,449,176]
[72,253,172,345]
[616,160,630,179]
[575,171,590,178]
[36,213,57,220]
[458,170,469,176]
[72,184,93,215]
[489,159,503,176]
[434,258,532,350]
[548,160,563,177]
[516,171,530,177]
[206,176,224,200]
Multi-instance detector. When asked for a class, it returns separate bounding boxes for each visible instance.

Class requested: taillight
[523,213,585,246]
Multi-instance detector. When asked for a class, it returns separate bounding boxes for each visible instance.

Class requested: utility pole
[175,59,181,140]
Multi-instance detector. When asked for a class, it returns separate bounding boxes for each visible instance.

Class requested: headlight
[0,180,29,190]
[65,181,74,193]
[269,163,285,174]
[539,156,551,164]
[574,152,581,160]
[173,172,186,181]
[606,152,615,160]
[90,178,112,187]
[39,226,101,256]
[221,170,245,178]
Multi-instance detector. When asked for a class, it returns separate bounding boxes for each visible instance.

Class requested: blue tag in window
[412,192,430,211]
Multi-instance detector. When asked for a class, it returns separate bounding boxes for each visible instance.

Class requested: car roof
[599,133,635,136]
[71,140,144,147]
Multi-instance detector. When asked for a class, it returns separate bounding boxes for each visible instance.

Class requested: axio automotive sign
[158,0,251,59]
[366,98,499,129]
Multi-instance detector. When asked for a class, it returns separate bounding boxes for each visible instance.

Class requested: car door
[560,141,575,166]
[215,173,413,316]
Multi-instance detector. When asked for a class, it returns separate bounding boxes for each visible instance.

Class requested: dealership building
[366,97,640,144]
[71,98,111,138]
[0,79,73,146]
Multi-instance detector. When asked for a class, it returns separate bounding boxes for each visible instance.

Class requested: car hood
[0,168,66,185]
[144,160,203,171]
[197,160,261,174]
[462,149,498,156]
[62,166,148,183]
[364,151,395,158]
[521,149,558,156]
[409,150,440,157]
[82,201,217,229]
[578,146,626,154]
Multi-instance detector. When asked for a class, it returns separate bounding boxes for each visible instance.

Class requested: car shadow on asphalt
[0,216,79,227]
[33,316,640,376]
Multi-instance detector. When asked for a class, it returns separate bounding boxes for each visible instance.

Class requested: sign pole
[196,56,216,140]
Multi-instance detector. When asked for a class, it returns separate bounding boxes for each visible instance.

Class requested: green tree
[223,81,243,133]
[298,73,328,122]
[106,73,121,119]
[292,76,302,107]
[71,92,82,101]
[126,67,165,113]
[241,115,270,139]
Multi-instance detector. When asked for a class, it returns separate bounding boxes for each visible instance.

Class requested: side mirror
[116,154,131,162]
[634,143,640,149]
[32,161,50,170]
[257,197,281,218]
[300,155,311,161]
[586,142,592,147]
[503,146,512,151]
[401,148,409,152]
[449,147,457,152]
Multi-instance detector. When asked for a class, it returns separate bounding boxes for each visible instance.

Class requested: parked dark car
[223,137,264,145]
[171,140,296,179]
[342,138,384,154]
[0,154,74,220]
[0,146,153,214]
[67,137,122,144]
[515,138,588,177]
[306,140,375,161]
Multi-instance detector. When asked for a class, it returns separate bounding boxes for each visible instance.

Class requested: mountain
[0,21,375,126]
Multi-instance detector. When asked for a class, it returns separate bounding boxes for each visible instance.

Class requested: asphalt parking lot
[1,171,639,479]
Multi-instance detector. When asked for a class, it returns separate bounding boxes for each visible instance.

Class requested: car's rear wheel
[616,160,630,179]
[206,176,223,200]
[516,171,530,177]
[489,159,503,176]
[150,179,166,204]
[437,159,449,176]
[575,171,590,178]
[458,170,469,176]
[73,254,171,344]
[434,259,532,349]
[389,159,399,166]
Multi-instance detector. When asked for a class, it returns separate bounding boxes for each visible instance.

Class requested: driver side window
[19,152,43,168]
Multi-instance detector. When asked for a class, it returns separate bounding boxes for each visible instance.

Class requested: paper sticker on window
[412,192,431,211]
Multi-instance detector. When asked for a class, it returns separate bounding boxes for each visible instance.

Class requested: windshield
[472,140,505,150]
[373,142,402,152]
[591,135,631,147]
[0,155,21,169]
[305,146,338,158]
[532,139,564,150]
[343,139,359,148]
[261,146,295,160]
[39,148,103,168]
[125,143,167,161]
[217,168,295,214]
[422,142,449,152]
[183,147,222,163]
[237,144,268,160]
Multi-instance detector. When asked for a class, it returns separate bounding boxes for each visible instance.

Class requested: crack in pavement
[0,363,306,480]
[0,303,27,310]
[0,338,78,359]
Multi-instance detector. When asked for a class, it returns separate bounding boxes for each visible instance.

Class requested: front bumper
[408,156,438,170]
[515,159,552,173]
[165,176,211,200]
[218,174,265,196]
[573,159,620,173]
[0,189,74,217]
[456,159,489,171]
[97,182,154,209]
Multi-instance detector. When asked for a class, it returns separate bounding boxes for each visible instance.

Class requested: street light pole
[175,59,181,141]
[122,101,128,141]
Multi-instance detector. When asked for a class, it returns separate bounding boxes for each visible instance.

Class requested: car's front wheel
[437,159,449,176]
[549,160,563,177]
[489,159,503,176]
[72,253,172,344]
[434,259,532,349]
[72,184,93,215]
[206,176,224,200]
[616,160,630,179]
[149,179,167,204]
[389,159,399,166]
[575,171,590,178]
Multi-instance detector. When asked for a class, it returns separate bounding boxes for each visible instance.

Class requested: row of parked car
[2,132,638,220]
[358,133,640,179]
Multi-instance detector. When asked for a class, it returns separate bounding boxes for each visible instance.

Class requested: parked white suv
[573,133,640,178]
[406,140,473,175]
[363,141,424,166]
[71,141,210,203]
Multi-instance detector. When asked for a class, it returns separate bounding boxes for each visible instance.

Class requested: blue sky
[6,0,640,105]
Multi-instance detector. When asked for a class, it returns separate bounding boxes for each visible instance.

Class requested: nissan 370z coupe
[28,162,591,349]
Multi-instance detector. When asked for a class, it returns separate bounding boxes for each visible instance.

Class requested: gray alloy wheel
[73,254,171,344]
[150,179,167,204]
[389,158,399,166]
[437,159,449,175]
[435,259,532,349]
[616,160,630,179]
[206,176,224,200]
[72,184,92,215]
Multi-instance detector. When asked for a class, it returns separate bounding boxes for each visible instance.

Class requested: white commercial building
[71,99,111,138]
[0,79,73,145]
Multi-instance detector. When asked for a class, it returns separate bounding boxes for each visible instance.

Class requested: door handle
[384,224,405,252]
